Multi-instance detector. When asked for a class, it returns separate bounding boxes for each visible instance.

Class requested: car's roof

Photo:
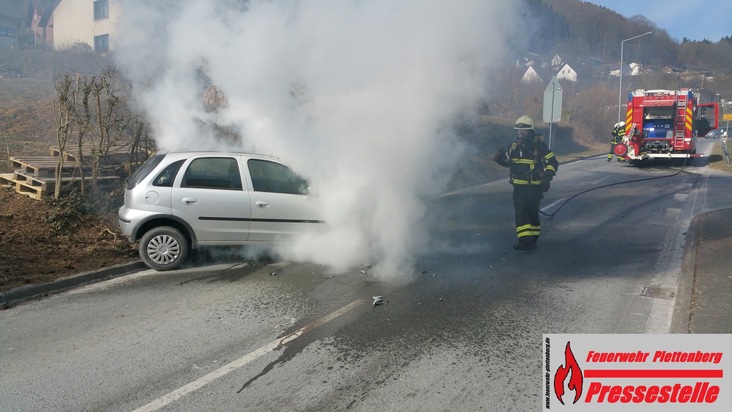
[156,151,281,162]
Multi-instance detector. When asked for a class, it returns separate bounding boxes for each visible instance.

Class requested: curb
[0,261,147,308]
[670,211,700,333]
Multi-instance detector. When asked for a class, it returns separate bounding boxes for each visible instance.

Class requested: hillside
[541,0,732,74]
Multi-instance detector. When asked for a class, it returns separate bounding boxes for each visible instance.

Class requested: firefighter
[608,121,626,162]
[494,115,559,250]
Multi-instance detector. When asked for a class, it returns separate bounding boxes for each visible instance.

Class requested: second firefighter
[608,121,626,162]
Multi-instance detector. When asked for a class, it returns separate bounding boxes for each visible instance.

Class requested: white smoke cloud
[114,0,519,282]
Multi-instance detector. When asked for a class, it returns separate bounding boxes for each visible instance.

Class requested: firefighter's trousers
[512,184,542,244]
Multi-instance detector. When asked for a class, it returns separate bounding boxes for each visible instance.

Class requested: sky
[585,1,732,42]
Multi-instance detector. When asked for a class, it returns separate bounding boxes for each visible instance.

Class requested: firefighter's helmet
[514,115,534,130]
[614,121,625,129]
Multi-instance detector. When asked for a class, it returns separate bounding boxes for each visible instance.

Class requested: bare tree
[88,69,120,188]
[52,67,151,199]
[53,74,75,199]
[74,76,93,194]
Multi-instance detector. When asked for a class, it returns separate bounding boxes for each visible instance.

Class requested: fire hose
[540,155,692,218]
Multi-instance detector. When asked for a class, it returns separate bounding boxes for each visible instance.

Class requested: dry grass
[707,139,732,173]
[0,77,58,172]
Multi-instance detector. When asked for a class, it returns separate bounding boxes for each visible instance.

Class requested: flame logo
[554,341,583,405]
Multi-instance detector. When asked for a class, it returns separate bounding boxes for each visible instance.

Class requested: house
[521,66,543,84]
[628,62,647,76]
[550,53,563,70]
[661,65,682,74]
[0,0,28,49]
[47,0,120,53]
[522,63,578,84]
[29,0,60,49]
[609,62,645,78]
[517,51,580,84]
[555,63,577,82]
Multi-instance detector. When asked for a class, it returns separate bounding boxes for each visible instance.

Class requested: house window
[0,26,17,38]
[94,34,109,53]
[94,0,109,20]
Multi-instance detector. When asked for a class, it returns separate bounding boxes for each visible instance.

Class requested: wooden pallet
[6,156,119,200]
[10,174,119,200]
[10,156,86,178]
[50,144,129,162]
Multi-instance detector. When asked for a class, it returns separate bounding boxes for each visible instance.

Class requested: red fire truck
[614,88,719,163]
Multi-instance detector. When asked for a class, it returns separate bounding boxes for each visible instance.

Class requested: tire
[138,226,189,271]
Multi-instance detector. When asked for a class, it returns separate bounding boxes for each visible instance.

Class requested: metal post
[618,32,653,122]
[549,82,555,149]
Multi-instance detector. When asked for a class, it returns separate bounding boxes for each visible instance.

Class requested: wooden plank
[0,173,13,188]
[15,180,44,200]
[50,145,130,161]
[10,174,120,199]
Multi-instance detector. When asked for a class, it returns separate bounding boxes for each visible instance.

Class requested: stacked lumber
[1,146,125,200]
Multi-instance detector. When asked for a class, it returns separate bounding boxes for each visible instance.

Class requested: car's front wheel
[139,226,189,271]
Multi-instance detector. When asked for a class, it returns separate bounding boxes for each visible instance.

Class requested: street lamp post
[618,31,653,122]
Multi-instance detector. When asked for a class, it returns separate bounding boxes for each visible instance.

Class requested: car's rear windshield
[126,154,166,190]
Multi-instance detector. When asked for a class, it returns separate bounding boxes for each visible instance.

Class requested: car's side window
[248,159,307,195]
[152,160,184,187]
[181,157,242,190]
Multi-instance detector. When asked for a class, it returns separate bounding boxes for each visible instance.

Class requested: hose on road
[540,155,692,218]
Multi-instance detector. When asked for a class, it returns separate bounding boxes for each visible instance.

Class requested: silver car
[118,152,323,270]
[704,129,727,139]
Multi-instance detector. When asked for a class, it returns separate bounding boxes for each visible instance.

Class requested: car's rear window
[126,154,166,190]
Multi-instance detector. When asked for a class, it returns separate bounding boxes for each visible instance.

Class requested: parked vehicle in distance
[118,152,323,270]
[704,128,727,139]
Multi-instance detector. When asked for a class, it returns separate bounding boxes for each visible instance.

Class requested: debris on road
[372,296,384,306]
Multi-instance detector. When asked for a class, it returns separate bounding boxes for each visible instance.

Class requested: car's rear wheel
[139,226,189,271]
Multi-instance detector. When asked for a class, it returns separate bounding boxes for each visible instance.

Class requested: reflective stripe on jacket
[611,128,624,144]
[501,136,558,186]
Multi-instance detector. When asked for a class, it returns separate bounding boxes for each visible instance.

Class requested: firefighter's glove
[540,176,552,193]
[493,147,507,166]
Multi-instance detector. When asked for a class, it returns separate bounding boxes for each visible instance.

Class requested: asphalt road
[0,140,726,411]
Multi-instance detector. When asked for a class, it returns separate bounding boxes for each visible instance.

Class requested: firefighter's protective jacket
[495,134,558,186]
[611,126,624,144]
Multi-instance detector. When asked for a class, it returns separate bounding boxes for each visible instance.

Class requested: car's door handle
[255,201,270,208]
[182,197,197,205]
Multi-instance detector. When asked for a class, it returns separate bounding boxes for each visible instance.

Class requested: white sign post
[543,76,563,149]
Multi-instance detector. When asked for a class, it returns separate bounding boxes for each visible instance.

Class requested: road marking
[132,299,366,412]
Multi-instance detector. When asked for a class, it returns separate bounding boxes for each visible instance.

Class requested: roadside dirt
[0,187,138,292]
